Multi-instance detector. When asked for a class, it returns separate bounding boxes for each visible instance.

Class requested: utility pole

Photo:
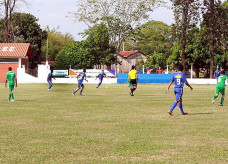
[46,37,49,66]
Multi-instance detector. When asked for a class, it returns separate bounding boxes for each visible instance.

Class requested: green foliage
[125,21,172,69]
[82,23,116,66]
[136,57,145,69]
[144,56,153,68]
[74,0,164,52]
[167,43,182,69]
[0,13,47,64]
[125,21,172,55]
[55,40,94,69]
[41,28,74,61]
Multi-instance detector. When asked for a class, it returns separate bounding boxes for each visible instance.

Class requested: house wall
[116,52,146,73]
[0,63,18,82]
[21,58,28,70]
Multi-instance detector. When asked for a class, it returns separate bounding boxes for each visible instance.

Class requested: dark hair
[221,70,225,75]
[178,64,184,71]
[132,65,135,70]
[8,67,12,71]
[83,69,86,73]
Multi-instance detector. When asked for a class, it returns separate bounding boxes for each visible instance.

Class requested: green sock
[220,97,224,104]
[9,93,11,100]
[11,93,14,100]
[213,95,217,100]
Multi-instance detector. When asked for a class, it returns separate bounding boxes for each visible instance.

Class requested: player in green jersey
[5,67,17,102]
[212,70,228,106]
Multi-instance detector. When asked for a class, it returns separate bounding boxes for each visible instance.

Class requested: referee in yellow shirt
[128,65,138,96]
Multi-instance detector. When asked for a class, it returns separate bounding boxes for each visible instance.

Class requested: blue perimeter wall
[117,73,173,84]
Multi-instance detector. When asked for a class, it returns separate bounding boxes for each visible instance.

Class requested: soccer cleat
[129,91,132,96]
[212,98,215,104]
[220,104,223,106]
[80,93,83,96]
[168,112,173,116]
[48,89,50,91]
[72,93,75,96]
[11,99,15,102]
[183,112,188,115]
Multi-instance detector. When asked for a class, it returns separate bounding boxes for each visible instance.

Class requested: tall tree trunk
[181,2,188,73]
[4,0,9,43]
[210,36,214,78]
[209,0,215,79]
[195,67,200,78]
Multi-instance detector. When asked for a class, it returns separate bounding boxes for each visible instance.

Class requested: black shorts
[131,79,137,86]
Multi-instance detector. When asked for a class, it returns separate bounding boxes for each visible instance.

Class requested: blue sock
[170,102,177,112]
[97,82,101,88]
[73,90,77,94]
[48,84,52,89]
[178,103,184,114]
[80,89,83,94]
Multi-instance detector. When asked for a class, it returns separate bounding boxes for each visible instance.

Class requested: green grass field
[0,84,228,164]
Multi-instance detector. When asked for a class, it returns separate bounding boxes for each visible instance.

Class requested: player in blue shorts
[214,68,221,81]
[96,70,107,88]
[166,64,193,116]
[47,70,55,91]
[72,69,88,96]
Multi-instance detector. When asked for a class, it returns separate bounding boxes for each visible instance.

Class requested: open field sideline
[0,84,228,163]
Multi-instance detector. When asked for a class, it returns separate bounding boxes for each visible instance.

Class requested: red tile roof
[119,50,146,58]
[0,43,32,58]
[41,61,56,67]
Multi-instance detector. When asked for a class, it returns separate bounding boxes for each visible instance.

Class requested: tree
[0,0,27,42]
[55,23,117,69]
[72,0,163,53]
[186,27,210,78]
[41,28,74,61]
[124,21,172,69]
[82,23,116,66]
[125,21,172,55]
[0,12,47,63]
[202,0,223,78]
[55,40,94,69]
[171,0,201,72]
[136,57,145,69]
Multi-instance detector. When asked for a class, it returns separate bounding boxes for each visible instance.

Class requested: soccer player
[166,64,193,116]
[214,68,221,81]
[72,69,88,96]
[128,77,131,88]
[128,65,138,96]
[47,70,55,91]
[5,67,17,102]
[96,70,107,88]
[212,70,228,106]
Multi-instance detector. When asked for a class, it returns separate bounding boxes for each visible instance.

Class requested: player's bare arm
[15,78,17,87]
[185,82,193,90]
[5,79,8,87]
[166,81,173,94]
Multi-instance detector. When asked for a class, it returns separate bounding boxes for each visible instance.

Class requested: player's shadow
[14,99,36,102]
[188,112,213,115]
[140,95,156,97]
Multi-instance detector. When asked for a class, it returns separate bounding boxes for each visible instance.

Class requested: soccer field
[0,84,227,163]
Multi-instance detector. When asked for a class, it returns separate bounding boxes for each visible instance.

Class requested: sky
[18,0,183,41]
